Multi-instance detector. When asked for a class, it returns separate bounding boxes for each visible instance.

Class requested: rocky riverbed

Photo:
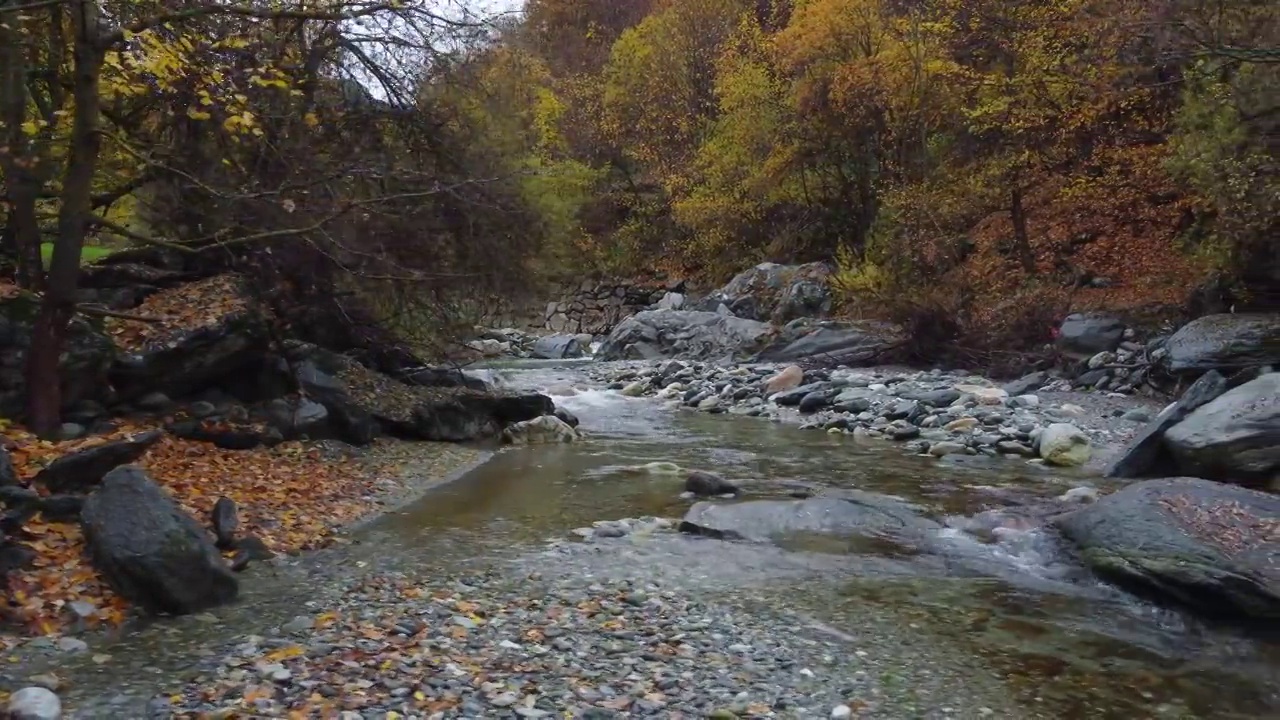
[591,360,1163,473]
[4,359,1278,719]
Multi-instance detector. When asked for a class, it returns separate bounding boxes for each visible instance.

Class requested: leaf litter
[2,421,394,646]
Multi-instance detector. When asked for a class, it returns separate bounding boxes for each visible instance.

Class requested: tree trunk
[24,0,103,437]
[1010,184,1035,275]
[0,10,46,290]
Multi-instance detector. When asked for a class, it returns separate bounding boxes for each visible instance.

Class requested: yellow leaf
[186,109,211,121]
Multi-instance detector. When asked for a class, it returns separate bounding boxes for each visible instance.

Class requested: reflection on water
[373,361,1279,718]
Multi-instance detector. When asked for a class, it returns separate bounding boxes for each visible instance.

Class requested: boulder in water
[531,334,585,360]
[1162,313,1280,373]
[502,415,581,444]
[684,470,739,497]
[1055,477,1280,621]
[1163,373,1280,487]
[678,491,936,543]
[81,466,238,615]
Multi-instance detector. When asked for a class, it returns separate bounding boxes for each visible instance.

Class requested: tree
[0,1,539,436]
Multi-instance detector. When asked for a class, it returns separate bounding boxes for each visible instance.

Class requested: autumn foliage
[473,0,1279,343]
[2,423,382,644]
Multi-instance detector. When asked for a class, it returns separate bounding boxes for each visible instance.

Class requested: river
[10,360,1280,718]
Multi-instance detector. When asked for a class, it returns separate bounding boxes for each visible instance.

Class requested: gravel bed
[150,562,1025,720]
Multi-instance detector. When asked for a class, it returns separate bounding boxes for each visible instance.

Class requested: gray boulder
[531,334,585,360]
[1163,373,1280,487]
[756,320,902,365]
[1055,478,1280,620]
[1056,313,1125,357]
[695,262,833,323]
[1163,313,1280,373]
[81,466,238,615]
[597,310,771,361]
[1106,370,1229,478]
[678,491,937,543]
[501,415,581,444]
[34,429,163,494]
[684,470,739,497]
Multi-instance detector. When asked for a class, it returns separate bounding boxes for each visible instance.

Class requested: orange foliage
[2,423,384,645]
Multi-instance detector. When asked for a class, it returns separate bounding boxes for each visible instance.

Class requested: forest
[0,0,1277,433]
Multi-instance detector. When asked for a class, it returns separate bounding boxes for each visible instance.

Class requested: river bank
[3,360,1278,719]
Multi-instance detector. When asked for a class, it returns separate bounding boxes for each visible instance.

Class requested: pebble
[7,687,62,720]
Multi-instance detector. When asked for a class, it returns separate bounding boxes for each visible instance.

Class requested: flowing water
[11,360,1280,717]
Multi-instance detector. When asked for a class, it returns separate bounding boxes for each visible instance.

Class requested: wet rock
[621,381,648,397]
[81,466,238,615]
[1162,313,1280,373]
[34,429,163,494]
[35,495,83,523]
[211,497,239,550]
[6,686,61,720]
[1055,478,1280,621]
[502,415,581,445]
[679,492,937,543]
[685,471,739,497]
[1106,370,1229,478]
[928,441,967,457]
[1056,313,1126,357]
[1163,373,1280,487]
[904,389,961,408]
[531,334,585,360]
[798,391,834,413]
[554,407,580,428]
[1038,423,1091,466]
[597,310,771,361]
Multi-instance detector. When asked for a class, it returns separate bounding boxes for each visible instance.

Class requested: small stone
[831,705,853,719]
[281,616,314,634]
[7,687,61,720]
[489,692,519,707]
[55,637,88,653]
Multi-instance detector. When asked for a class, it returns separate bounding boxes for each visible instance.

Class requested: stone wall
[492,278,682,336]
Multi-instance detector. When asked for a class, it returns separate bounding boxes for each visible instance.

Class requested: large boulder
[1163,373,1280,487]
[81,466,239,615]
[678,491,937,543]
[1106,370,1229,478]
[34,429,163,494]
[1162,313,1280,373]
[1056,313,1126,358]
[755,320,902,365]
[1055,478,1280,621]
[694,262,833,323]
[0,292,116,419]
[531,334,585,360]
[110,313,268,401]
[597,310,771,361]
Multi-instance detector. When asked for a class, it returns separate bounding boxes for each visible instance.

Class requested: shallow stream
[12,360,1280,718]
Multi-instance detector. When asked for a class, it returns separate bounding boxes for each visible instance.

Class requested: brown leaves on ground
[1160,494,1280,556]
[2,423,386,645]
[105,274,249,351]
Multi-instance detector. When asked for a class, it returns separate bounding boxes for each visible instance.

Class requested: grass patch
[39,242,116,267]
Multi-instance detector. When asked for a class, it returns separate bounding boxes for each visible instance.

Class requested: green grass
[39,242,116,267]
